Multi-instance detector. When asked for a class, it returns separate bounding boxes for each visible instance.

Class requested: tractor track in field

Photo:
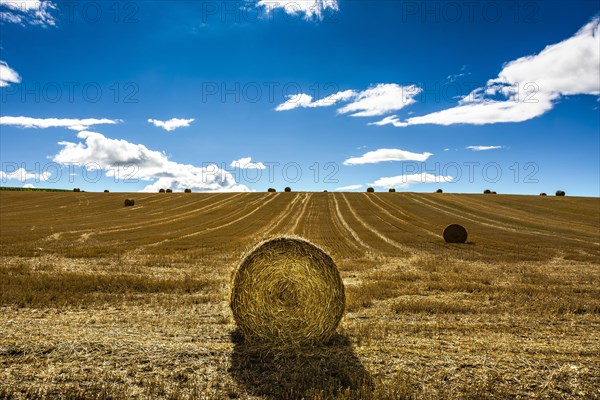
[39,193,243,243]
[330,194,377,254]
[361,194,439,240]
[261,192,307,237]
[406,193,595,245]
[290,193,314,235]
[340,193,412,254]
[143,192,283,248]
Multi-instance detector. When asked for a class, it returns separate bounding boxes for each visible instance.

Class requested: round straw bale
[73,188,80,192]
[443,224,468,243]
[483,189,492,194]
[166,188,173,193]
[230,237,345,346]
[540,192,547,196]
[366,187,375,193]
[124,198,135,207]
[268,188,277,193]
[555,190,566,196]
[184,188,192,193]
[284,187,292,192]
[104,189,110,193]
[388,188,396,192]
[159,188,166,193]
[436,189,443,193]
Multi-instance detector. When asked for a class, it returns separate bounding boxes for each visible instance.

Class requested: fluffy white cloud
[371,173,454,189]
[0,0,57,26]
[337,84,422,117]
[466,145,503,151]
[275,84,421,117]
[0,61,21,87]
[52,131,250,192]
[0,167,51,182]
[230,157,266,170]
[343,148,433,166]
[147,118,195,131]
[376,17,600,128]
[256,0,339,21]
[22,183,36,188]
[335,184,363,191]
[0,116,121,131]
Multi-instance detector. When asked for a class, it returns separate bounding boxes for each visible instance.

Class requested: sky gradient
[1,0,599,195]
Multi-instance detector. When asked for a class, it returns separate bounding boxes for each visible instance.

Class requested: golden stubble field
[1,191,599,399]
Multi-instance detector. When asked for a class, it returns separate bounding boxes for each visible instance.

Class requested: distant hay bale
[124,199,135,207]
[436,189,443,193]
[483,189,492,194]
[443,224,468,244]
[540,192,547,196]
[556,190,566,196]
[366,187,375,193]
[230,237,345,346]
[388,188,396,192]
[268,188,277,193]
[104,189,109,193]
[73,188,80,192]
[492,191,497,194]
[284,187,292,192]
[166,189,173,193]
[159,189,166,193]
[323,190,328,193]
[184,188,192,193]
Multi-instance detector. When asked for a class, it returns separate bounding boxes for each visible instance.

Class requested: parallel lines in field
[144,192,283,248]
[263,193,310,236]
[407,194,596,246]
[290,193,314,235]
[340,193,412,255]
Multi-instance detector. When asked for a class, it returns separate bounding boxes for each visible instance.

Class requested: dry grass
[0,191,599,399]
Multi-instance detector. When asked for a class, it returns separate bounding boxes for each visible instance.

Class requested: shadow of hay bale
[229,331,373,399]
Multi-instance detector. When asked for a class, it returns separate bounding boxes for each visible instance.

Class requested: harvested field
[1,191,599,399]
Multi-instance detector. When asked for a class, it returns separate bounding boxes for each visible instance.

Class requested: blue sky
[0,0,599,195]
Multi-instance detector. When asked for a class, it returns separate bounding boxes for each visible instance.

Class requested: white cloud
[466,145,504,151]
[52,131,250,192]
[230,157,266,170]
[376,17,600,128]
[22,183,36,188]
[0,116,121,131]
[368,115,408,127]
[275,84,421,117]
[337,84,422,117]
[0,60,21,87]
[371,173,454,189]
[0,167,51,182]
[256,0,339,21]
[335,184,363,191]
[343,148,433,166]
[275,93,314,111]
[147,118,195,132]
[0,0,57,26]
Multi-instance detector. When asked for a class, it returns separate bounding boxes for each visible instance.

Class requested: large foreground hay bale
[230,237,345,346]
[443,224,468,244]
[124,199,135,207]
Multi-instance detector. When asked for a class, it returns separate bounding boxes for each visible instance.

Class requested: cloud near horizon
[52,131,250,192]
[335,184,363,191]
[343,148,433,166]
[372,16,600,128]
[0,167,51,182]
[148,118,195,131]
[0,116,121,131]
[371,173,454,189]
[230,157,267,170]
